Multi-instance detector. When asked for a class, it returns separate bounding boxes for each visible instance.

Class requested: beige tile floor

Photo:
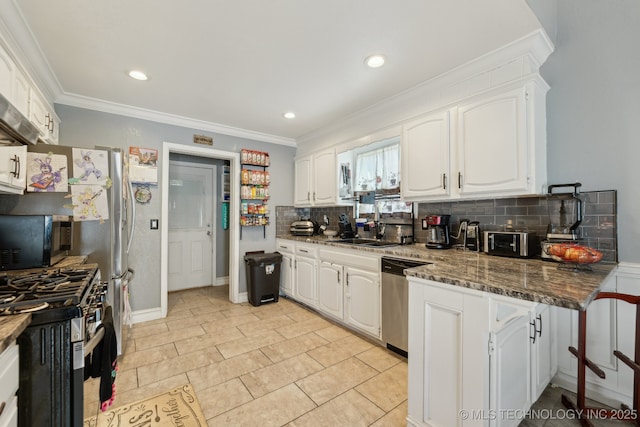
[84,285,409,426]
[84,285,627,426]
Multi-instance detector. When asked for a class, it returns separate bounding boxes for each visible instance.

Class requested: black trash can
[244,251,283,307]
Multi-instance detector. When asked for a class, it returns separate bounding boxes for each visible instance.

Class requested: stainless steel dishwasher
[381,257,429,357]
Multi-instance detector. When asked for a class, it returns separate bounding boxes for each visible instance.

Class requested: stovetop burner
[0,265,98,314]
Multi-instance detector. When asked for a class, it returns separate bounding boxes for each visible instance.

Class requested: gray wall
[55,105,296,311]
[529,0,640,263]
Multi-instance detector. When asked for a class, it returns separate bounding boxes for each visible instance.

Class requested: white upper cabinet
[457,86,528,196]
[401,81,547,201]
[0,145,27,194]
[30,90,60,145]
[0,41,60,145]
[294,155,313,206]
[0,45,14,101]
[401,109,451,200]
[294,147,348,207]
[313,149,337,204]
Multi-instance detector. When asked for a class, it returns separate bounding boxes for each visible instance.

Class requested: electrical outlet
[150,219,159,230]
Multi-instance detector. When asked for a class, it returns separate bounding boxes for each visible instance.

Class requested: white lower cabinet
[280,252,294,297]
[294,244,317,308]
[490,315,533,427]
[344,267,380,338]
[408,277,555,427]
[317,261,343,320]
[282,240,381,340]
[0,343,19,427]
[276,239,295,297]
[530,304,555,401]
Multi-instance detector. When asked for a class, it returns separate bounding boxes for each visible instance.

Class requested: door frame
[161,142,240,317]
[167,159,217,291]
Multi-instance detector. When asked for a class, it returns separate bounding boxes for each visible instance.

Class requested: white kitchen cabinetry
[317,261,343,320]
[407,277,556,427]
[401,109,451,200]
[490,314,533,427]
[0,145,27,194]
[294,155,312,206]
[294,244,317,308]
[0,45,29,119]
[456,86,528,196]
[344,266,380,338]
[408,277,490,427]
[29,90,60,145]
[294,148,345,206]
[531,304,555,401]
[276,239,295,297]
[401,82,547,202]
[0,344,19,427]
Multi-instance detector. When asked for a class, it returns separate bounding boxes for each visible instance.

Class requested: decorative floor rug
[83,384,207,426]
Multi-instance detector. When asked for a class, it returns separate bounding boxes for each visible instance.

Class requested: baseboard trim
[215,276,229,286]
[552,372,632,409]
[131,307,163,324]
[237,292,248,303]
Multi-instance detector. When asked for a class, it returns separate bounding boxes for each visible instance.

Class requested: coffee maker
[423,215,451,249]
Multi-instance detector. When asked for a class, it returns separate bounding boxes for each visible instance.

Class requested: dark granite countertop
[277,235,617,310]
[0,313,31,354]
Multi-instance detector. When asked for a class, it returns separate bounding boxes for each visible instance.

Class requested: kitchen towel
[88,305,119,411]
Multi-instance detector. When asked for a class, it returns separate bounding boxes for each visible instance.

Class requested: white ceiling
[9,0,541,146]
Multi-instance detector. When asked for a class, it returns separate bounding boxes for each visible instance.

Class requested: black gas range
[0,264,106,427]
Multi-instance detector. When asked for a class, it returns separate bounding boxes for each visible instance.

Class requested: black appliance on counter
[0,264,107,426]
[0,214,73,270]
[423,215,451,249]
[483,231,540,258]
[338,213,355,239]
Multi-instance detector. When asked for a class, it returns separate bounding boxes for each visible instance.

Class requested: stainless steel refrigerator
[0,144,135,355]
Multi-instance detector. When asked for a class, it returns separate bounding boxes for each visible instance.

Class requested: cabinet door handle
[337,271,340,283]
[307,191,310,201]
[313,192,316,201]
[442,173,446,190]
[536,314,542,337]
[458,172,462,189]
[529,320,537,344]
[299,249,308,253]
[0,401,5,417]
[10,155,20,178]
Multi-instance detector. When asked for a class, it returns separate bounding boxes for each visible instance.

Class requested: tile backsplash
[276,190,617,263]
[414,190,617,263]
[275,206,354,235]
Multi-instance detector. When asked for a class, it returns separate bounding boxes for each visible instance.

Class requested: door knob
[207,231,212,236]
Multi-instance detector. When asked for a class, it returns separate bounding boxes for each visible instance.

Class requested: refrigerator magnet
[134,185,152,204]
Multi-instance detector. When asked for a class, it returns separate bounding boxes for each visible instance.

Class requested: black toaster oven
[483,231,540,258]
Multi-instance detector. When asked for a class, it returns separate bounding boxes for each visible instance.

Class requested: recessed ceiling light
[365,54,386,68]
[283,112,296,119]
[128,70,148,81]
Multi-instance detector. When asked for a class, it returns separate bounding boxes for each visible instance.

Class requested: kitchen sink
[334,238,398,247]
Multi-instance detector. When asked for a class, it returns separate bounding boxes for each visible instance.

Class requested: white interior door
[168,161,216,291]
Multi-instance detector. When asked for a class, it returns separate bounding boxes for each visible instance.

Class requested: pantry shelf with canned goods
[240,149,270,238]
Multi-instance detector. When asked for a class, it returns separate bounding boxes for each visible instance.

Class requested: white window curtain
[355,143,400,192]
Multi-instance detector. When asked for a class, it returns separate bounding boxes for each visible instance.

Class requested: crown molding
[56,93,297,147]
[297,29,554,149]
